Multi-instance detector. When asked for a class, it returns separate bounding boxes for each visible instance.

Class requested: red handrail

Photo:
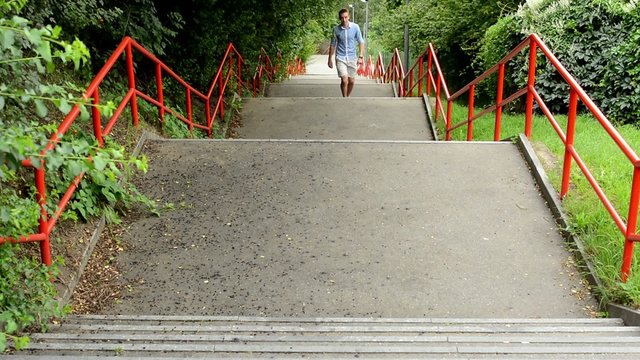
[252,47,277,96]
[0,37,288,266]
[398,34,639,282]
[384,49,406,96]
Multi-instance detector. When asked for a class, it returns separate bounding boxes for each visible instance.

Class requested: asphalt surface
[102,54,596,318]
[106,140,595,318]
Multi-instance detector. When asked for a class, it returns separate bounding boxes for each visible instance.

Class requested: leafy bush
[0,245,68,352]
[0,1,155,350]
[478,0,640,123]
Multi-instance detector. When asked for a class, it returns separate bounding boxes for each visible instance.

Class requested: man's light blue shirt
[330,22,363,62]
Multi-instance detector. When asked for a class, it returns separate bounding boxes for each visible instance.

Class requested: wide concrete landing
[267,82,394,97]
[106,140,595,318]
[238,97,432,140]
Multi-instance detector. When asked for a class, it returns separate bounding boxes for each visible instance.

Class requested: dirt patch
[531,141,560,173]
[61,108,244,314]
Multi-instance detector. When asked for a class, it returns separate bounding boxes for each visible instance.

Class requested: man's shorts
[336,58,357,78]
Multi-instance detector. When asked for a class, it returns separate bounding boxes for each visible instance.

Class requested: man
[328,8,365,97]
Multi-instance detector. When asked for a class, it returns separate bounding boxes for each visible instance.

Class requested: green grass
[435,101,640,308]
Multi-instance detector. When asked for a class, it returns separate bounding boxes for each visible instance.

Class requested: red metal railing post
[446,99,453,141]
[418,56,424,96]
[91,88,103,146]
[525,39,537,139]
[622,166,640,282]
[186,88,193,136]
[435,80,441,121]
[218,73,225,119]
[561,89,578,199]
[205,99,212,137]
[427,51,433,96]
[156,63,165,123]
[35,166,51,266]
[494,63,505,141]
[467,85,475,141]
[125,42,139,127]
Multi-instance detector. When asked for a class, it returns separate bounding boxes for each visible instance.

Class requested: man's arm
[328,44,334,68]
[357,35,365,65]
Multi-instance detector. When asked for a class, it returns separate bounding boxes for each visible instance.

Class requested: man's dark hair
[338,8,349,18]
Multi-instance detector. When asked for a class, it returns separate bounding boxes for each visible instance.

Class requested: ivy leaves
[0,245,67,353]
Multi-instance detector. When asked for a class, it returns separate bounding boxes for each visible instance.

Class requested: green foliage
[0,244,69,352]
[0,2,157,351]
[373,0,522,90]
[160,0,342,88]
[478,0,640,123]
[21,0,182,58]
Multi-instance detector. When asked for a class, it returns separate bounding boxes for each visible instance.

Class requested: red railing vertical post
[418,56,424,97]
[622,166,640,282]
[125,41,139,127]
[156,63,165,124]
[445,99,453,141]
[427,51,433,96]
[205,99,212,138]
[494,63,505,141]
[35,166,51,266]
[218,72,225,119]
[91,88,103,146]
[525,38,537,139]
[467,85,475,141]
[435,80,441,120]
[186,88,193,136]
[561,89,578,199]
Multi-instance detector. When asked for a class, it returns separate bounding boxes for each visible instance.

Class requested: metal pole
[365,0,369,54]
[349,4,355,24]
[403,0,409,71]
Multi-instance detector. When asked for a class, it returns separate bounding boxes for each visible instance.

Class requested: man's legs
[336,59,357,97]
[347,77,356,97]
[340,76,349,97]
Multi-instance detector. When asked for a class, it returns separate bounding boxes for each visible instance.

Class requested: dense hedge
[477,0,640,123]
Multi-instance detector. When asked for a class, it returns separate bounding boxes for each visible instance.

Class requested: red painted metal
[467,85,475,141]
[391,33,640,281]
[561,90,578,199]
[156,63,165,123]
[92,88,103,146]
[524,38,537,138]
[0,36,293,269]
[35,167,50,266]
[494,64,505,141]
[623,168,640,281]
[125,43,139,127]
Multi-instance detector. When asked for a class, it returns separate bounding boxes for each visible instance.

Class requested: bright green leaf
[14,336,30,351]
[34,99,48,118]
[5,319,18,334]
[1,28,15,50]
[93,155,108,171]
[57,98,71,114]
[36,40,52,63]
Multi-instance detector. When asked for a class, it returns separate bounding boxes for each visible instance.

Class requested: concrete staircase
[9,55,640,358]
[12,315,640,358]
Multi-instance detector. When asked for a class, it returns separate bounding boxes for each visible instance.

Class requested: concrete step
[9,316,640,358]
[238,97,433,140]
[266,82,394,97]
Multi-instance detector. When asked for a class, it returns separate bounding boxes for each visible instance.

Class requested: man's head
[338,8,349,27]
